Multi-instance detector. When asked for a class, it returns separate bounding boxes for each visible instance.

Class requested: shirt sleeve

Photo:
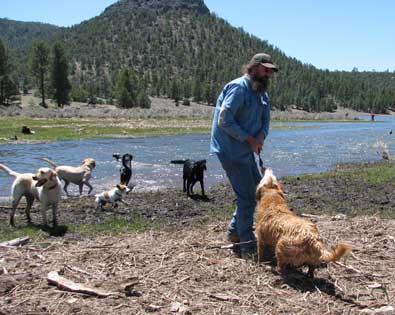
[258,93,271,140]
[217,84,249,142]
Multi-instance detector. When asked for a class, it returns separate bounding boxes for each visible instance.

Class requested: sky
[1,0,395,72]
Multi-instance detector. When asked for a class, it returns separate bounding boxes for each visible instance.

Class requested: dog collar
[47,183,58,190]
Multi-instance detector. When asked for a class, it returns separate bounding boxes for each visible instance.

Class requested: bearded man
[210,53,278,259]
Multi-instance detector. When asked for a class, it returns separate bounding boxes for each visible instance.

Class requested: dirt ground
[0,162,394,314]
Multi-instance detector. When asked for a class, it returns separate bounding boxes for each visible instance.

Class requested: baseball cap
[249,53,278,72]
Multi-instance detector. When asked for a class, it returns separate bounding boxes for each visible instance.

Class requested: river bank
[0,161,394,314]
[0,96,380,144]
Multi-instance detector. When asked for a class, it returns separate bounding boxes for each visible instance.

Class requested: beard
[251,76,270,93]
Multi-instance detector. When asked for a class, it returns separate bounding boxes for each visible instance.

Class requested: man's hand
[246,136,262,154]
[256,132,265,144]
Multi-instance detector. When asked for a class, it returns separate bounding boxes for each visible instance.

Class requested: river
[0,115,394,200]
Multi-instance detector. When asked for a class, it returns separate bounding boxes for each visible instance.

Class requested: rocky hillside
[1,0,395,112]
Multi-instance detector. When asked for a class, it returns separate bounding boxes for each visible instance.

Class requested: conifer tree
[0,39,19,105]
[51,42,71,107]
[114,68,135,108]
[29,41,50,108]
[0,38,7,105]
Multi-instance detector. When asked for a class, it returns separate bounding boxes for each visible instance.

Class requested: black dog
[113,153,133,186]
[21,126,35,134]
[171,159,206,197]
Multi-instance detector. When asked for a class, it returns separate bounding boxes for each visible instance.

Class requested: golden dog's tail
[39,157,58,168]
[320,242,352,262]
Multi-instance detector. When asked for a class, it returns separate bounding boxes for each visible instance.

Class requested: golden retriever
[40,157,96,196]
[255,168,351,277]
[0,164,61,227]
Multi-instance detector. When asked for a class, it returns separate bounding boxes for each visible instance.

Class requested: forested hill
[1,0,395,113]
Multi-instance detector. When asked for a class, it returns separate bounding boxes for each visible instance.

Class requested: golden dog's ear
[256,185,263,200]
[116,184,121,189]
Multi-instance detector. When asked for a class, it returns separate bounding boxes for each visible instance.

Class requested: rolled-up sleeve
[217,84,249,142]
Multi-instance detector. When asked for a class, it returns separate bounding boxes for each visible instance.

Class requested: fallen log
[0,236,30,247]
[47,271,118,298]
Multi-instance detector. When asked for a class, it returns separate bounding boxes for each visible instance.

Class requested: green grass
[0,215,157,244]
[0,117,211,143]
[290,162,395,185]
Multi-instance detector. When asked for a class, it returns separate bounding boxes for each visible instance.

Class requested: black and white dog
[171,159,207,197]
[113,153,133,186]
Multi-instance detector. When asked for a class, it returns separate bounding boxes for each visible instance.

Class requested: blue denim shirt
[210,75,271,162]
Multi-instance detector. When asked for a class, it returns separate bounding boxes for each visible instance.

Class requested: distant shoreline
[2,94,392,120]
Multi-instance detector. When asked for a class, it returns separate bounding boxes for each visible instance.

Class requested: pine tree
[0,38,7,105]
[51,42,71,107]
[29,42,50,108]
[0,39,19,106]
[114,68,135,108]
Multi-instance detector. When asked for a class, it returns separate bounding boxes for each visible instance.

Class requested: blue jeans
[217,154,262,253]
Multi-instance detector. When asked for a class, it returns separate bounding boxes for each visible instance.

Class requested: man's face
[257,64,274,79]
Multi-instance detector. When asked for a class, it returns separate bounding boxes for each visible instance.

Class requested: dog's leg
[41,204,48,227]
[78,183,84,195]
[25,195,35,225]
[52,204,58,227]
[183,177,187,193]
[63,181,70,196]
[97,200,105,210]
[190,181,194,194]
[200,179,205,196]
[10,196,22,227]
[84,181,93,195]
[187,179,192,196]
[257,235,265,264]
[275,238,288,274]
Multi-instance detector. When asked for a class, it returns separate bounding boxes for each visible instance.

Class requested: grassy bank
[0,116,367,144]
[0,117,212,143]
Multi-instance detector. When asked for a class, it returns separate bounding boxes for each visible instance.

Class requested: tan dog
[40,157,96,196]
[32,167,62,227]
[95,184,130,210]
[0,163,38,226]
[0,164,61,227]
[255,168,351,278]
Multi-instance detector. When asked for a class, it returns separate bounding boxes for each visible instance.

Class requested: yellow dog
[255,168,351,277]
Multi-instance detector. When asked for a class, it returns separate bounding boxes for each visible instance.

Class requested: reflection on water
[0,117,394,201]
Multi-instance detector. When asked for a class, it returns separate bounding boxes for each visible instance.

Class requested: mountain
[1,0,395,113]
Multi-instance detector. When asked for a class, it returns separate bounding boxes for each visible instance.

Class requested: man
[210,53,278,258]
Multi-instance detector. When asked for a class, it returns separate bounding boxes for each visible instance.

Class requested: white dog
[0,164,61,227]
[40,157,96,196]
[95,184,130,210]
[33,167,62,227]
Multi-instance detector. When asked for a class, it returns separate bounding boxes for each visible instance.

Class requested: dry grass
[1,215,394,315]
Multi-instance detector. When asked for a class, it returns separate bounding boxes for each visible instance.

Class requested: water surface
[0,116,394,201]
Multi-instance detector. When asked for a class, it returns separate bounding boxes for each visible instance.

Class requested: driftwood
[47,271,118,297]
[0,236,30,247]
